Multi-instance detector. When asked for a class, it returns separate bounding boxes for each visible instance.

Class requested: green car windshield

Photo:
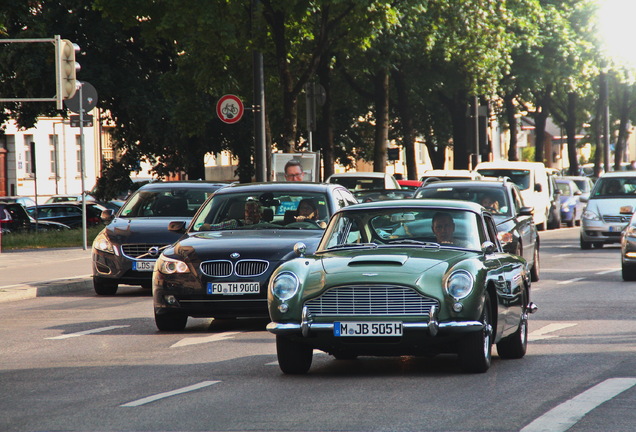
[321,207,483,251]
[191,191,329,231]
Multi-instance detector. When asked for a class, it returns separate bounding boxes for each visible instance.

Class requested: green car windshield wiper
[326,242,379,251]
[384,239,440,247]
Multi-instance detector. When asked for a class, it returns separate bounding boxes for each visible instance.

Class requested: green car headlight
[92,230,115,255]
[271,272,299,301]
[445,270,474,300]
[157,255,190,274]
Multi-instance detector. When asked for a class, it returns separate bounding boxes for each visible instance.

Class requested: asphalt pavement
[0,247,93,303]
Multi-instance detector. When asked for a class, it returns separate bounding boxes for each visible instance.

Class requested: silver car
[621,212,636,280]
[580,172,636,249]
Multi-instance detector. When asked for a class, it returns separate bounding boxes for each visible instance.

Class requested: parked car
[620,212,636,281]
[45,193,121,212]
[580,171,636,249]
[0,196,37,208]
[26,202,106,228]
[152,182,358,331]
[414,178,539,281]
[267,199,537,374]
[0,202,71,233]
[326,172,401,191]
[476,161,552,231]
[556,178,584,227]
[353,188,415,202]
[92,181,227,295]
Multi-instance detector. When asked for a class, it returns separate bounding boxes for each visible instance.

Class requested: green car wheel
[276,335,313,374]
[458,293,492,373]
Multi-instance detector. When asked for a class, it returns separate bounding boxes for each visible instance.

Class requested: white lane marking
[170,332,240,348]
[557,277,585,285]
[528,323,577,341]
[596,269,619,275]
[521,378,636,432]
[554,253,573,257]
[121,381,220,407]
[46,325,130,340]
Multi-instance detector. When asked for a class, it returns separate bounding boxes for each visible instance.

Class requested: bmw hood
[105,217,190,245]
[169,229,323,262]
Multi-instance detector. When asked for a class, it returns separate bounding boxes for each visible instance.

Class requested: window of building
[49,134,58,176]
[24,135,34,176]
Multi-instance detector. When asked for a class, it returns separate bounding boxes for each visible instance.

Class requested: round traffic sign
[64,81,98,114]
[216,94,244,124]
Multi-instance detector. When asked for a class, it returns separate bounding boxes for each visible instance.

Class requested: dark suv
[91,181,227,295]
[415,178,540,281]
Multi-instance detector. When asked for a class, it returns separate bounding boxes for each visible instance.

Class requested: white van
[475,161,551,230]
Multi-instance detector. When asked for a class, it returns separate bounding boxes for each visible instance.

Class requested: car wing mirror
[100,209,114,222]
[168,220,186,233]
[293,242,307,257]
[579,196,588,203]
[519,206,534,216]
[481,241,496,255]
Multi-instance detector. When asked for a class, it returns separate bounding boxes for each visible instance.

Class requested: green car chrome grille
[305,284,439,317]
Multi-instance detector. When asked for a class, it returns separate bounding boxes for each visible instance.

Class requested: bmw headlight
[582,210,600,221]
[270,272,299,301]
[92,230,115,255]
[156,255,190,274]
[445,270,474,300]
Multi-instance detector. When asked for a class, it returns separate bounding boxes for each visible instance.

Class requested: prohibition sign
[216,94,244,124]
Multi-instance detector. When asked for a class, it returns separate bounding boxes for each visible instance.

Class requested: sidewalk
[0,247,93,303]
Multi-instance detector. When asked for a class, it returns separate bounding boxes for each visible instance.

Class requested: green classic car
[267,199,538,374]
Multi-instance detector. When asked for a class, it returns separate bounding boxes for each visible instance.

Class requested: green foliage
[0,226,103,250]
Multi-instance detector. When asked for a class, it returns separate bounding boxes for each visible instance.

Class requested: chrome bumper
[266,305,484,337]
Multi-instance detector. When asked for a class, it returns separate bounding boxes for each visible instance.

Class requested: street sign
[216,94,244,124]
[64,81,98,113]
[69,114,93,127]
[388,148,400,161]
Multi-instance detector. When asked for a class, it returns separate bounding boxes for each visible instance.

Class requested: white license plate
[334,321,403,337]
[609,225,626,232]
[207,282,260,295]
[132,261,155,271]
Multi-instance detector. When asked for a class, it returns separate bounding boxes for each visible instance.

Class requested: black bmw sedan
[152,182,357,331]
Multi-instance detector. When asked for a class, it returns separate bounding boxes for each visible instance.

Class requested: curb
[0,277,92,303]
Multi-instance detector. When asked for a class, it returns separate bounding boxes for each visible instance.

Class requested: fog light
[626,252,636,258]
[164,295,177,305]
[452,302,463,312]
[278,303,289,313]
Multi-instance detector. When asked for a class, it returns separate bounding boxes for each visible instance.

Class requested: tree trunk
[615,86,631,169]
[372,68,389,172]
[442,91,470,170]
[393,68,418,180]
[317,54,334,181]
[504,93,519,161]
[565,92,579,175]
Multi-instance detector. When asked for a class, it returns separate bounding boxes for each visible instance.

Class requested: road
[1,227,636,432]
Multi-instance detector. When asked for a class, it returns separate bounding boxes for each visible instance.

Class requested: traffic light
[56,37,80,101]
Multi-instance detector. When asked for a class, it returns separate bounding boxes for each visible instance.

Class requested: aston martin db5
[267,199,537,374]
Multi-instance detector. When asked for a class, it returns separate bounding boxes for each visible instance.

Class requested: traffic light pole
[0,35,78,109]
